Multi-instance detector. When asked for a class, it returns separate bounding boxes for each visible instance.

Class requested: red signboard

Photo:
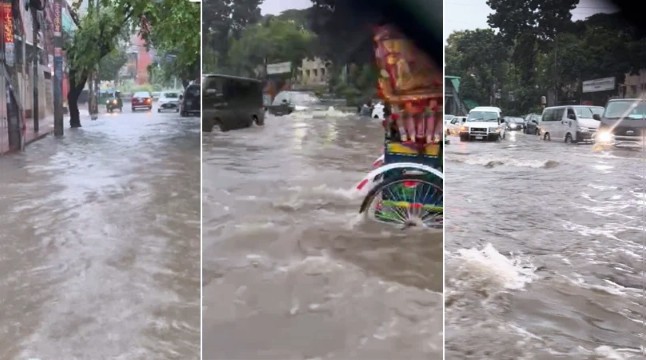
[53,1,61,35]
[2,3,14,43]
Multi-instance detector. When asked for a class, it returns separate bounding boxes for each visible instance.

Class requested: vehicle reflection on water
[445,132,645,359]
[202,109,443,359]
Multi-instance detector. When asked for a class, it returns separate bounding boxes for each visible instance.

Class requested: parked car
[524,113,541,134]
[131,91,152,112]
[540,105,603,143]
[180,83,201,117]
[158,91,181,112]
[202,74,264,132]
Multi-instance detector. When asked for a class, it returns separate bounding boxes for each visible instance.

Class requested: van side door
[203,77,228,125]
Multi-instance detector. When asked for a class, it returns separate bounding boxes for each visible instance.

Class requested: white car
[446,116,466,135]
[459,106,506,141]
[158,91,181,112]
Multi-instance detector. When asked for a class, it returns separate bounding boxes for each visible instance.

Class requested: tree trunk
[68,68,88,128]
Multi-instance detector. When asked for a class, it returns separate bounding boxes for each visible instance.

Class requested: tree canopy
[227,19,315,77]
[202,0,264,72]
[64,0,199,126]
[446,11,646,114]
[98,47,127,81]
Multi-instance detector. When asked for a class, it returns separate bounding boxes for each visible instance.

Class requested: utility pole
[31,4,39,133]
[94,0,99,118]
[53,0,64,136]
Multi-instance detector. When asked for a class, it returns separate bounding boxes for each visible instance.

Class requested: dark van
[180,83,201,117]
[202,74,265,132]
[595,98,646,148]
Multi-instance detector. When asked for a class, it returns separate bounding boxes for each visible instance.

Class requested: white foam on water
[453,156,559,169]
[593,345,628,359]
[453,243,537,290]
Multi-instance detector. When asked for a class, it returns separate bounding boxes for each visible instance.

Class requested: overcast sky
[444,0,620,43]
[260,0,311,15]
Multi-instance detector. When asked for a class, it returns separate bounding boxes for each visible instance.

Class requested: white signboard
[582,77,615,93]
[267,61,291,75]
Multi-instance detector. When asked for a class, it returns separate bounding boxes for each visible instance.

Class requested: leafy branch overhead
[138,0,200,80]
[66,0,199,82]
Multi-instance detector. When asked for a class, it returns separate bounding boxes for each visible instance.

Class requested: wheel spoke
[365,176,443,228]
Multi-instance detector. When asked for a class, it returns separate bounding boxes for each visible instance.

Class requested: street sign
[267,62,291,75]
[582,77,615,93]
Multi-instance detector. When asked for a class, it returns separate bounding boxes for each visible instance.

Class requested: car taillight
[145,98,151,103]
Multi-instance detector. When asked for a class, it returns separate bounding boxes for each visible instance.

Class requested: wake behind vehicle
[266,91,323,116]
[540,105,603,143]
[594,98,646,149]
[459,106,506,141]
[356,24,443,228]
[158,91,181,112]
[131,91,152,112]
[202,74,264,132]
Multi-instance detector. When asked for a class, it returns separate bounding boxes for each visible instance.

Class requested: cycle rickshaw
[356,25,443,228]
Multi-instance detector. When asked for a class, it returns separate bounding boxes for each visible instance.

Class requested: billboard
[267,61,291,75]
[582,77,615,93]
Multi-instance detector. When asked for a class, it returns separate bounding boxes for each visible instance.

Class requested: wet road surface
[445,131,645,359]
[0,108,200,359]
[202,109,443,359]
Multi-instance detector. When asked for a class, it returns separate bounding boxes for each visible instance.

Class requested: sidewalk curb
[25,128,54,147]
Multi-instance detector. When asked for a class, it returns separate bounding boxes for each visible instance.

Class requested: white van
[459,106,506,141]
[540,105,604,143]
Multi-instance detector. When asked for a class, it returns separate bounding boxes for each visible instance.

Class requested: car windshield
[508,118,523,123]
[162,92,179,99]
[134,92,150,98]
[445,115,454,121]
[603,101,646,119]
[575,107,603,119]
[467,111,498,122]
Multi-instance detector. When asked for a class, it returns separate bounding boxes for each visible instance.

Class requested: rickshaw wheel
[360,173,443,228]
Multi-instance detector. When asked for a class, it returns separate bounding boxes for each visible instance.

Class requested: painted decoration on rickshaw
[373,25,442,106]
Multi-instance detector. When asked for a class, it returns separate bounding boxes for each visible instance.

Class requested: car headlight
[490,126,500,132]
[510,123,517,128]
[596,131,613,143]
[460,126,468,132]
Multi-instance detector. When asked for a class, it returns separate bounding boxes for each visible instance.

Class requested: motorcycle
[106,96,123,113]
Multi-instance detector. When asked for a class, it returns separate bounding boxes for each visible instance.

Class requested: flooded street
[0,110,200,359]
[202,110,443,359]
[445,131,645,359]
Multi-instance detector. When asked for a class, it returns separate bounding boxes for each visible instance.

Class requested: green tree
[227,19,315,77]
[308,0,375,67]
[98,48,127,82]
[139,0,200,83]
[65,0,198,127]
[444,29,509,107]
[486,0,579,83]
[202,0,263,72]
